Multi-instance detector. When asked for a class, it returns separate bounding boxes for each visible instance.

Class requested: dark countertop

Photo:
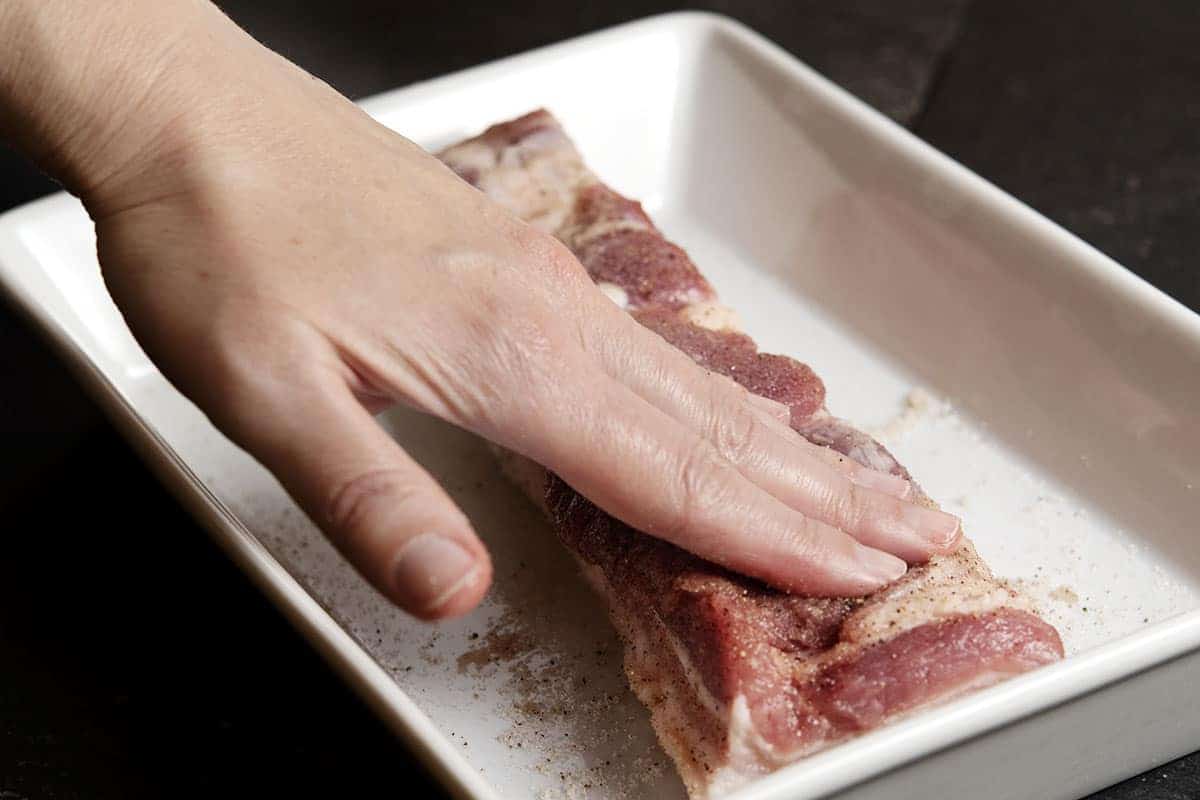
[1,2,1197,798]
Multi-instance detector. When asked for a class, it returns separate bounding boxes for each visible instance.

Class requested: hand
[2,1,961,619]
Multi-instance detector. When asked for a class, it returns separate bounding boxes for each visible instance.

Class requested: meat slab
[439,111,1064,798]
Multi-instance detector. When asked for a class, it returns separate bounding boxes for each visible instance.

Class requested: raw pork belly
[439,111,1064,798]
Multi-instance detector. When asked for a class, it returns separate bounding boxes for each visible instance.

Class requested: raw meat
[439,111,1063,798]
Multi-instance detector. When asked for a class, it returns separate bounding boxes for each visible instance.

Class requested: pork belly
[439,111,1064,798]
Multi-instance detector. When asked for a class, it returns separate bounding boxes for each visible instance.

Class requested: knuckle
[835,480,866,525]
[209,364,330,456]
[799,469,856,529]
[458,314,580,432]
[170,307,254,401]
[539,233,585,275]
[786,514,854,572]
[198,367,279,449]
[838,481,897,532]
[709,397,764,467]
[325,468,420,539]
[198,307,324,421]
[510,222,574,267]
[824,480,872,531]
[522,231,593,296]
[665,439,736,540]
[400,279,580,433]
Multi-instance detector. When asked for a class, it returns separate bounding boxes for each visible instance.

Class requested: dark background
[2,1,1198,798]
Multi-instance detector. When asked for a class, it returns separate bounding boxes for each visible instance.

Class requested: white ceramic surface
[2,13,1198,800]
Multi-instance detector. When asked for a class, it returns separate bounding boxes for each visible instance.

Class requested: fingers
[740,393,917,499]
[583,312,962,563]
[221,369,492,620]
[515,375,907,596]
[742,394,916,498]
[740,399,963,561]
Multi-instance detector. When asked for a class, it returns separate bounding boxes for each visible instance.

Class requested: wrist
[0,1,260,204]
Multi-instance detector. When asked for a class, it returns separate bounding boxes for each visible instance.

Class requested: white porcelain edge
[1,11,1198,800]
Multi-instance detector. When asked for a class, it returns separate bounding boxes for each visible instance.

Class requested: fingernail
[393,533,479,612]
[860,547,908,583]
[902,505,962,549]
[748,392,791,424]
[849,468,913,499]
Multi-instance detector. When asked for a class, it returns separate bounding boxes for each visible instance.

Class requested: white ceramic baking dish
[1,12,1197,800]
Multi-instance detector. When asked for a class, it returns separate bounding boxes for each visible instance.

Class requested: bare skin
[0,0,961,620]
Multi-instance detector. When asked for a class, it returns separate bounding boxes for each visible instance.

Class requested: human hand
[2,1,961,619]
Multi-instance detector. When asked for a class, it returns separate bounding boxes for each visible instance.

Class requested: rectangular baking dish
[1,13,1198,800]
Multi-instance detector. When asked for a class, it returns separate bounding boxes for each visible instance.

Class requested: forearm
[0,0,279,202]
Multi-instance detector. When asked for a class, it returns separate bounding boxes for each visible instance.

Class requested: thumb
[224,373,492,620]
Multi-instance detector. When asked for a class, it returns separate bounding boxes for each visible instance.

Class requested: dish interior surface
[2,15,1198,800]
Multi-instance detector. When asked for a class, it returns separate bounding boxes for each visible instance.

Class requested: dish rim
[1,11,1197,800]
